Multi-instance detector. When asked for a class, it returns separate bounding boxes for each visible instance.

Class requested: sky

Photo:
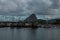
[0,0,60,20]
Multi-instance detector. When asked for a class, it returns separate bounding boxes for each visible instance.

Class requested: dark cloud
[0,0,53,15]
[50,0,59,9]
[0,0,59,19]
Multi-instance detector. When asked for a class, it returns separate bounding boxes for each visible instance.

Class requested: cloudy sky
[0,0,60,19]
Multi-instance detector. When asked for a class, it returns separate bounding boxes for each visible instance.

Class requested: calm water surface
[0,27,60,40]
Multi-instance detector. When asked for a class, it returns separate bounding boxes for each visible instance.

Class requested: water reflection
[11,29,14,40]
[0,28,60,40]
[28,29,37,40]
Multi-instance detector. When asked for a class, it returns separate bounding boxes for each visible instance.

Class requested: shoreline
[0,22,60,28]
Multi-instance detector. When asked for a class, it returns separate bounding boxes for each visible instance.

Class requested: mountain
[24,14,37,22]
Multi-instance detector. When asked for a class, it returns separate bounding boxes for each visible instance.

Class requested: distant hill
[24,14,60,24]
[36,18,60,24]
[48,18,60,24]
[24,14,37,22]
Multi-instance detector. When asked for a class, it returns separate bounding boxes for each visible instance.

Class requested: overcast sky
[0,0,60,19]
